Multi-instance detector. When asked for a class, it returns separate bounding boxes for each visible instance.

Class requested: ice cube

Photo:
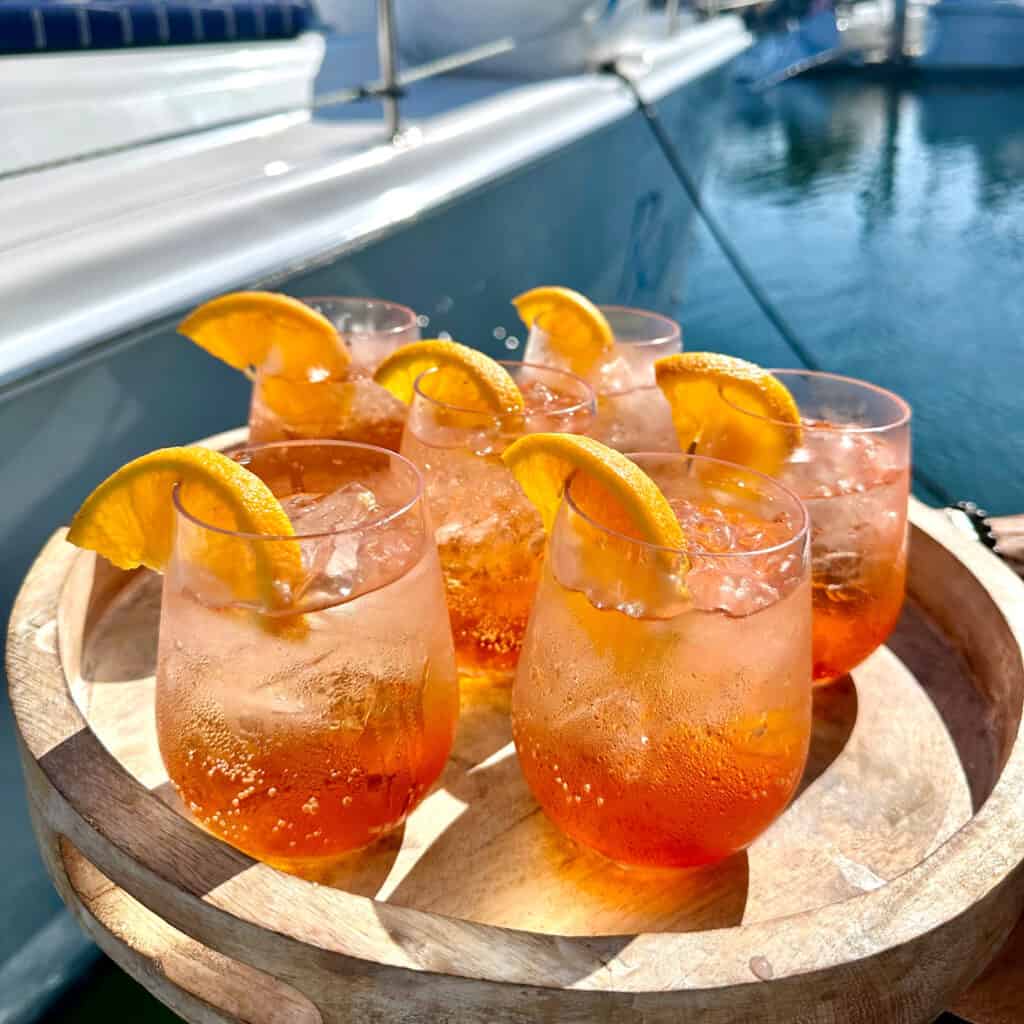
[691,513,737,554]
[685,561,781,618]
[284,483,379,534]
[284,484,381,603]
[359,527,419,580]
[311,533,361,593]
[279,492,323,520]
[519,377,559,409]
[595,354,636,396]
[814,550,863,585]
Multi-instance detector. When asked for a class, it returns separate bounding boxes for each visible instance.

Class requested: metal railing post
[376,0,401,138]
[889,0,908,64]
[666,0,681,32]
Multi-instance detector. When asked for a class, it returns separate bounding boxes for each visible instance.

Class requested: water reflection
[682,78,1024,514]
[721,80,1024,209]
[729,82,867,191]
[917,85,1024,207]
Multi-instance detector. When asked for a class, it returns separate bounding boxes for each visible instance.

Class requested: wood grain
[7,492,1024,1023]
[953,915,1024,1024]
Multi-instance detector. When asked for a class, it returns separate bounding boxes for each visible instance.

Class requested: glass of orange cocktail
[248,297,419,450]
[524,303,681,452]
[506,438,812,868]
[723,371,911,684]
[399,361,594,683]
[178,292,418,452]
[154,440,458,866]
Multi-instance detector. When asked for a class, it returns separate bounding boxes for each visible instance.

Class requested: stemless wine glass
[249,297,420,451]
[513,453,812,868]
[400,362,595,684]
[156,440,458,868]
[723,371,912,685]
[524,305,681,452]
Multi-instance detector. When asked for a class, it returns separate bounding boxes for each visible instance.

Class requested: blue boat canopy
[0,0,315,53]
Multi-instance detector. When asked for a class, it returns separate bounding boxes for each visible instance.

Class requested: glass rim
[721,368,912,434]
[299,295,420,336]
[171,439,424,542]
[534,305,681,348]
[411,359,596,418]
[599,304,682,347]
[564,451,810,559]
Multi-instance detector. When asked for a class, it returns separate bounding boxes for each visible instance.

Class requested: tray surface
[8,494,1024,1023]
[73,568,986,936]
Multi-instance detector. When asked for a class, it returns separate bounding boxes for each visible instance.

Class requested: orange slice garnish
[654,353,802,475]
[512,286,614,375]
[68,447,306,634]
[373,339,524,413]
[502,433,684,549]
[179,291,349,381]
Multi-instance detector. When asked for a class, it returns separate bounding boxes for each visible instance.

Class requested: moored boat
[736,0,1024,86]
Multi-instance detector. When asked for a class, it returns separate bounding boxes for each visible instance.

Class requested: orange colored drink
[524,304,681,452]
[400,363,594,683]
[801,430,909,683]
[723,372,912,684]
[248,297,419,451]
[512,455,812,867]
[157,653,456,864]
[156,441,458,866]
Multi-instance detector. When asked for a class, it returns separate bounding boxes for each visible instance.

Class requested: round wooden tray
[8,434,1024,1023]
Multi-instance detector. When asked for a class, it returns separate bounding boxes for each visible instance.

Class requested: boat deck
[0,16,746,389]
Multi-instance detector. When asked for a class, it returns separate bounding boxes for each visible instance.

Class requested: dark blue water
[681,78,1024,515]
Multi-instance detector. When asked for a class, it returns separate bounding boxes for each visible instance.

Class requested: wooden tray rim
[8,492,1024,996]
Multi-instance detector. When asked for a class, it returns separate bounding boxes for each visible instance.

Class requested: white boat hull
[0,33,325,176]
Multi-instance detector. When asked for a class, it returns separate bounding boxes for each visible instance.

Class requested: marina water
[681,77,1024,515]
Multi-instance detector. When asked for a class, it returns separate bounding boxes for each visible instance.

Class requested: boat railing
[314,0,696,138]
[667,0,682,32]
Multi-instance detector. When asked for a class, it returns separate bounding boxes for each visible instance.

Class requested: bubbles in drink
[523,333,649,397]
[248,362,407,452]
[512,550,812,867]
[590,346,678,453]
[158,528,454,863]
[412,444,544,678]
[515,373,560,408]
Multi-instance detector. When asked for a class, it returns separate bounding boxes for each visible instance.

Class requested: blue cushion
[0,1,316,53]
[40,4,83,47]
[165,4,197,41]
[199,4,230,41]
[231,2,260,37]
[125,5,164,43]
[0,7,38,50]
[86,5,128,47]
